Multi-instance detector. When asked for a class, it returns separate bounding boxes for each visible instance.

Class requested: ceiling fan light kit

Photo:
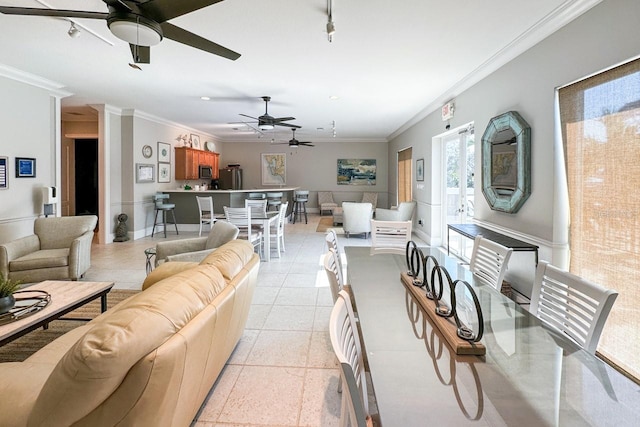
[108,16,162,46]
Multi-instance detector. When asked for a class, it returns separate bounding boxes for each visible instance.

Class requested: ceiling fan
[0,0,240,64]
[273,129,314,147]
[240,96,300,130]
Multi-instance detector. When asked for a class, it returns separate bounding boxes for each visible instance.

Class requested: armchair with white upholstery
[375,201,416,221]
[342,202,373,238]
[154,220,239,266]
[0,215,97,282]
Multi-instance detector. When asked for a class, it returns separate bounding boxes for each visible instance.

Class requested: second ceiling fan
[273,129,314,147]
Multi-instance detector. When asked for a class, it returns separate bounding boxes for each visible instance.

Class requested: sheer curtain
[558,57,640,380]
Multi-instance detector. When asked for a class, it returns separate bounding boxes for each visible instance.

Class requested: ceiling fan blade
[130,44,150,64]
[104,1,132,11]
[239,114,259,121]
[300,143,315,147]
[140,0,224,23]
[0,6,108,19]
[272,117,296,122]
[275,122,301,129]
[160,22,240,60]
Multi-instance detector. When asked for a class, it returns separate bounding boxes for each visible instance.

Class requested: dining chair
[469,235,513,291]
[530,260,618,354]
[245,198,268,218]
[325,229,346,283]
[329,290,373,427]
[196,196,215,236]
[270,201,288,257]
[318,191,338,215]
[223,206,263,257]
[324,248,345,303]
[151,193,179,238]
[370,220,412,254]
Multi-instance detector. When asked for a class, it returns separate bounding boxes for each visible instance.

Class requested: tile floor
[83,214,377,427]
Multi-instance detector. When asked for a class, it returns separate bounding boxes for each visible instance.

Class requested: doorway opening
[74,139,99,222]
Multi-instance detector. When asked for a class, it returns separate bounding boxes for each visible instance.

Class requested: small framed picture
[135,163,155,183]
[190,134,201,150]
[416,158,424,182]
[0,156,8,189]
[158,142,171,163]
[158,163,171,183]
[16,157,36,178]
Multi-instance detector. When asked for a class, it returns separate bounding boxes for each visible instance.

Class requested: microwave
[198,165,213,179]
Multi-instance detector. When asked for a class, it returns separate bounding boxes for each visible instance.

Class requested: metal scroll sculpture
[404,240,484,342]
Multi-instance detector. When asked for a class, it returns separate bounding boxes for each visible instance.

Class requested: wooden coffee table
[0,280,114,347]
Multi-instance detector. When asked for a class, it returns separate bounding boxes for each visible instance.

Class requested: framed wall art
[337,158,376,185]
[158,142,171,163]
[135,163,155,183]
[416,158,424,181]
[158,163,171,183]
[190,134,201,150]
[0,156,7,189]
[15,157,36,178]
[261,153,286,185]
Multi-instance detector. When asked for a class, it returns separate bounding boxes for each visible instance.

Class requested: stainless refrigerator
[218,168,242,190]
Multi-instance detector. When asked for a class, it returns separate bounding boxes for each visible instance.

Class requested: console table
[447,223,539,264]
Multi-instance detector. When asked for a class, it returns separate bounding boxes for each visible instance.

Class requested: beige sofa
[0,215,97,282]
[0,239,259,427]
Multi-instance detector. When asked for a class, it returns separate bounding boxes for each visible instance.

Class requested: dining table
[252,211,280,262]
[344,246,640,426]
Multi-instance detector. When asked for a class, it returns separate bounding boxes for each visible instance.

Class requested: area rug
[316,217,344,233]
[0,289,138,362]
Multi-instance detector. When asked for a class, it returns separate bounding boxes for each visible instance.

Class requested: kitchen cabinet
[175,147,219,180]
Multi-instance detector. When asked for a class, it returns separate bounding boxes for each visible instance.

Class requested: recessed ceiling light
[200,96,211,101]
[329,95,339,100]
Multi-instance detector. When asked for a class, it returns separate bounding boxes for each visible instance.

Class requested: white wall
[219,140,389,209]
[388,0,640,296]
[0,76,59,243]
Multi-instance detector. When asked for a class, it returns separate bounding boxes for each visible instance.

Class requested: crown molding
[121,109,221,142]
[0,63,72,98]
[388,0,603,141]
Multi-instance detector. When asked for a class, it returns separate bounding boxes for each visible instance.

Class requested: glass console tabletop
[344,246,640,426]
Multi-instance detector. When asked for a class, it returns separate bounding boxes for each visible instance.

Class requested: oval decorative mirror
[481,111,531,213]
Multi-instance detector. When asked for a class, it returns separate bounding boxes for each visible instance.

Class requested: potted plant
[0,273,21,314]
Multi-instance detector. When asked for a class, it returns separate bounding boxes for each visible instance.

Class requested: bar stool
[248,192,266,200]
[291,190,309,224]
[152,193,179,237]
[266,192,283,211]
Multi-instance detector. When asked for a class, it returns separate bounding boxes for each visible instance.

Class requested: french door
[443,125,475,259]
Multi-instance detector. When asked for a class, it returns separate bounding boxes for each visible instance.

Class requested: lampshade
[259,123,274,131]
[109,19,162,46]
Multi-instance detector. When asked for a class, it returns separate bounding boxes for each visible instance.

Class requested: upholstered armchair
[0,215,97,283]
[318,191,338,215]
[342,202,373,238]
[155,220,239,266]
[375,201,416,221]
[361,192,378,209]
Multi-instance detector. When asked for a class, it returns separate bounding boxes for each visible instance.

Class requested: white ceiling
[0,0,597,143]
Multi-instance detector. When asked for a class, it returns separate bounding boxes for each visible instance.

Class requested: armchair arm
[68,230,95,280]
[0,235,40,278]
[155,237,207,266]
[165,248,215,263]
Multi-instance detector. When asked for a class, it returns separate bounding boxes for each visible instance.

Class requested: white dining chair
[370,219,412,255]
[244,198,268,218]
[329,290,373,427]
[196,196,215,236]
[223,206,263,257]
[469,235,513,291]
[325,229,346,283]
[530,261,618,354]
[324,248,344,303]
[270,201,288,257]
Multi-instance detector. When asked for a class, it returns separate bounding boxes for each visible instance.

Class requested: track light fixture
[327,0,335,42]
[67,22,80,38]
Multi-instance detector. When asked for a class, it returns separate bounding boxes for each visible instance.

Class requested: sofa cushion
[28,263,227,426]
[200,240,254,280]
[141,261,199,290]
[9,249,69,271]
